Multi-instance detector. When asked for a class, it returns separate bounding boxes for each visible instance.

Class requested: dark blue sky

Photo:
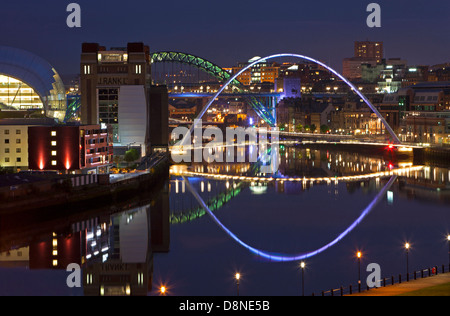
[2,0,449,76]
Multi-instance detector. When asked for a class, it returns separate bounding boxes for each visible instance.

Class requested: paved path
[348,273,450,296]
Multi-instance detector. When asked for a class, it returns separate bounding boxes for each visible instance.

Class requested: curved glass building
[0,46,66,120]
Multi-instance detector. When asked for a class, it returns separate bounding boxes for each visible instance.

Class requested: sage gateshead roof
[0,46,66,120]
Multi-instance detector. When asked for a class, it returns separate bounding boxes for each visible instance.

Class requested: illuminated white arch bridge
[180,53,401,146]
[172,166,423,262]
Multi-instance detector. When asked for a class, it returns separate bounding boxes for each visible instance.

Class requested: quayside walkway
[347,272,450,296]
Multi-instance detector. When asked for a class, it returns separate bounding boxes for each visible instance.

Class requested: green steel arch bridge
[150,51,277,126]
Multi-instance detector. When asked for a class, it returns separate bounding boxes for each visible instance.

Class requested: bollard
[414,271,416,280]
[399,274,402,284]
[383,278,386,287]
[391,275,395,285]
[349,285,352,295]
[340,286,343,296]
[331,289,334,296]
[421,269,424,278]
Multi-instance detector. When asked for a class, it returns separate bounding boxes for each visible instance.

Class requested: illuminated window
[136,64,142,74]
[0,75,44,110]
[86,274,93,285]
[51,141,57,146]
[51,151,57,156]
[52,259,58,267]
[51,131,57,136]
[51,160,57,166]
[52,250,58,256]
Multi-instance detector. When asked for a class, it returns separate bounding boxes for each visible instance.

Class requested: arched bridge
[151,51,277,126]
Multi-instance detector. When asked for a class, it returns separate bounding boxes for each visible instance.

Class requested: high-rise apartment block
[354,41,383,63]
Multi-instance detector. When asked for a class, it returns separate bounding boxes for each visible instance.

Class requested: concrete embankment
[0,154,171,215]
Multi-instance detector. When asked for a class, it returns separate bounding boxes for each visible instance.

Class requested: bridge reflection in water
[169,145,450,224]
[168,145,450,263]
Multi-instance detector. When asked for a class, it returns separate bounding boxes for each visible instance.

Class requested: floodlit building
[0,46,66,121]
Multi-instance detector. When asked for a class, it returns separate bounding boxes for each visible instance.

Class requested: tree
[124,148,140,163]
[310,124,317,133]
[279,123,287,131]
[295,123,303,133]
[320,125,330,134]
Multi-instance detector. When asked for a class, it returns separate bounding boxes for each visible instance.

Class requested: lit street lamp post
[300,261,305,296]
[357,251,362,292]
[405,243,410,281]
[235,273,240,296]
[447,235,450,269]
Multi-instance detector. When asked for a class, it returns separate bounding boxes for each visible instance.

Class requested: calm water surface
[0,146,449,296]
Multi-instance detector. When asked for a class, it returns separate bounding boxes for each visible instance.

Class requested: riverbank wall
[0,153,171,215]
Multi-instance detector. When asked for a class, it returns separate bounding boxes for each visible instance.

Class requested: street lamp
[357,252,362,279]
[235,273,240,296]
[300,261,306,296]
[405,243,410,280]
[160,285,167,296]
[447,235,450,269]
[356,251,362,292]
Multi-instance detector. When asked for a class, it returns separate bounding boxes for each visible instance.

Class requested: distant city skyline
[1,0,449,76]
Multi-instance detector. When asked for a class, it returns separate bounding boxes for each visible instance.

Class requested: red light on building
[28,125,112,173]
[65,157,71,170]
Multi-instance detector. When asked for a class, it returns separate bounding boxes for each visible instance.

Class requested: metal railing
[313,264,450,296]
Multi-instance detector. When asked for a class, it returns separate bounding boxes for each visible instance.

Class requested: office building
[0,123,30,170]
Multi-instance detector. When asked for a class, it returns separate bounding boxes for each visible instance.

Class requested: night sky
[2,0,449,77]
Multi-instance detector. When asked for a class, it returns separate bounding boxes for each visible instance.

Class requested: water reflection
[0,180,170,296]
[0,145,449,296]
